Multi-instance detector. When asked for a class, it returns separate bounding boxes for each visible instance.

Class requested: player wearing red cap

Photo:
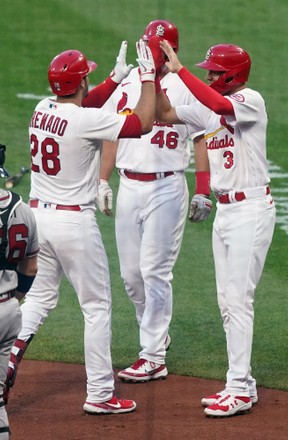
[155,40,276,417]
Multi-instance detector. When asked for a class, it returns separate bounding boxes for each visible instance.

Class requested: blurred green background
[0,0,287,390]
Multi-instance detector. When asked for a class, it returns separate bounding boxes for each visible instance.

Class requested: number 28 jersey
[103,68,197,172]
[29,98,126,207]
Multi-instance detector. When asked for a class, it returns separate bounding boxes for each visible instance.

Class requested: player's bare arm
[193,135,209,173]
[155,89,181,125]
[100,141,118,181]
[132,40,157,133]
[96,140,119,216]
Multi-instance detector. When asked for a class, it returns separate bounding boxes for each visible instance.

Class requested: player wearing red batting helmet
[6,39,158,416]
[196,44,251,95]
[142,20,179,76]
[143,19,179,52]
[48,49,97,96]
[155,39,276,417]
[95,20,205,385]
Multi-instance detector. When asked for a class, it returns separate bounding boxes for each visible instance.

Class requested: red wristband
[195,171,210,196]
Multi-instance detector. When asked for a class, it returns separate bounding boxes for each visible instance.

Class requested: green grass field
[0,0,287,391]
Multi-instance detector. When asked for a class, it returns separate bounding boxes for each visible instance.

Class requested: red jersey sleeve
[118,114,142,138]
[178,67,234,116]
[82,77,118,108]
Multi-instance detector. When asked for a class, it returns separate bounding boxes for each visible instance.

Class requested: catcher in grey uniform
[0,145,38,440]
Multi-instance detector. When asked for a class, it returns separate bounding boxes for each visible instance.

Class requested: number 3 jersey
[103,68,197,172]
[175,88,271,193]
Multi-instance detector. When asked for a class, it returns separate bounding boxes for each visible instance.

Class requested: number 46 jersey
[103,68,198,173]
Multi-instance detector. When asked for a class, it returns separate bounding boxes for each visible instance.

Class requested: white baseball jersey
[29,97,126,207]
[176,88,270,193]
[104,68,196,172]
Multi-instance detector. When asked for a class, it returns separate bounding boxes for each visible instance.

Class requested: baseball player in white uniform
[155,40,276,417]
[5,40,158,415]
[91,20,204,382]
[0,145,38,440]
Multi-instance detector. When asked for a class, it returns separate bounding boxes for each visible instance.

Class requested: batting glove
[136,39,156,83]
[110,41,134,84]
[189,194,212,223]
[96,179,113,216]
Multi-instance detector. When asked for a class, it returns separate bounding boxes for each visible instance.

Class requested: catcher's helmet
[143,19,179,52]
[196,44,251,95]
[48,50,97,96]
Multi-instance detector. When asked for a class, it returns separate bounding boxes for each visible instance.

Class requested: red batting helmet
[143,19,179,52]
[48,50,97,96]
[196,44,251,95]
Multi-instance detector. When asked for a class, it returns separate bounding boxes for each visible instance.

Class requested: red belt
[217,186,270,204]
[0,290,16,303]
[29,200,81,211]
[123,170,174,181]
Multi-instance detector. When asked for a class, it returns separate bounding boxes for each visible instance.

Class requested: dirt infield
[7,360,287,440]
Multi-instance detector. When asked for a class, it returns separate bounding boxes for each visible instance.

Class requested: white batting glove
[96,179,113,216]
[110,41,134,84]
[136,39,156,82]
[189,194,212,223]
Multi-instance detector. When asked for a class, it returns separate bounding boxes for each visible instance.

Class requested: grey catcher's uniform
[0,190,38,439]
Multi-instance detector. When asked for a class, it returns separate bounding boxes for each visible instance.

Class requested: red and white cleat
[118,358,168,382]
[83,396,136,415]
[204,394,252,417]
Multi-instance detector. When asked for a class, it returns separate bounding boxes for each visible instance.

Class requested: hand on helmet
[189,194,212,223]
[136,39,156,83]
[110,41,134,84]
[159,40,183,73]
[96,179,113,216]
[147,36,166,74]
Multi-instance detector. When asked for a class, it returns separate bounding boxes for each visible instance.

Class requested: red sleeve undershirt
[82,77,118,108]
[178,67,235,116]
[118,114,142,138]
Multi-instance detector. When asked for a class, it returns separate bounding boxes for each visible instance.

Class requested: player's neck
[56,95,83,107]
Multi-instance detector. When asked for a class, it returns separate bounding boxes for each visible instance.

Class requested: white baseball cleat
[83,396,136,415]
[204,394,252,417]
[118,358,168,382]
[201,388,258,406]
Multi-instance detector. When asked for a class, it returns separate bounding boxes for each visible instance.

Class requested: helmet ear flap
[197,44,251,94]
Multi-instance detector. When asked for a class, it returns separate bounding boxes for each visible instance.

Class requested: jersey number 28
[30,134,61,175]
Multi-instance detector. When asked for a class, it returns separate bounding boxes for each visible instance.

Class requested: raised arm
[83,41,134,108]
[160,40,234,116]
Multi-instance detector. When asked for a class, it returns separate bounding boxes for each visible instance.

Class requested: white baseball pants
[19,207,114,403]
[212,193,276,396]
[115,172,189,363]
